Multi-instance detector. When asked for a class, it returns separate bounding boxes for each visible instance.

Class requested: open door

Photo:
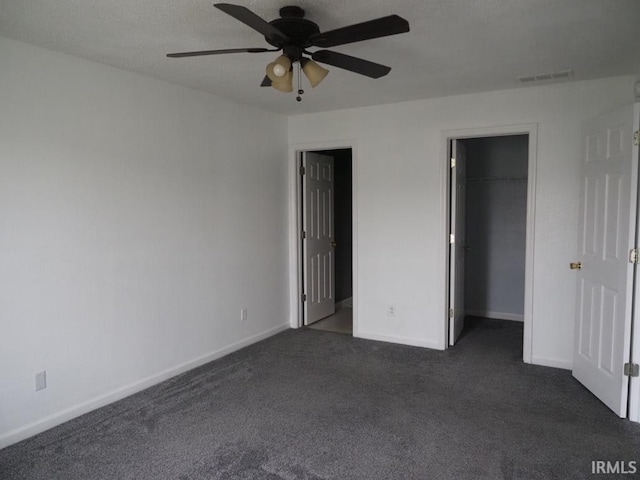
[302,152,336,325]
[572,103,640,417]
[449,140,467,345]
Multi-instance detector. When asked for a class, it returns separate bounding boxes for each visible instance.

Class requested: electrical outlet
[35,371,47,391]
[240,308,248,322]
[387,305,396,317]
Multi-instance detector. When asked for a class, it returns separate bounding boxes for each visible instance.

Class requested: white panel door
[449,140,467,345]
[303,152,336,325]
[572,104,639,417]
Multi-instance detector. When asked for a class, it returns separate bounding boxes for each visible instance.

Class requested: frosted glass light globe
[273,64,287,77]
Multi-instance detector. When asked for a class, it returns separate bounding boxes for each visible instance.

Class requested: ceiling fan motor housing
[267,6,320,52]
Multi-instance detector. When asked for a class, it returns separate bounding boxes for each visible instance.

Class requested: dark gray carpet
[2,318,640,479]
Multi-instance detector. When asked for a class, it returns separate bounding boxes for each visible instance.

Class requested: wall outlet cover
[35,371,47,391]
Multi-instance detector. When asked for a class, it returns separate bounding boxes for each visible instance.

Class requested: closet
[462,135,529,322]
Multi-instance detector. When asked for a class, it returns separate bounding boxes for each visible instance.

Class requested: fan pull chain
[296,62,304,102]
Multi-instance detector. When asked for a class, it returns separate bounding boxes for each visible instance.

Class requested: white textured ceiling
[1,0,639,114]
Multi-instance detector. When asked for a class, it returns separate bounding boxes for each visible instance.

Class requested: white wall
[0,37,289,447]
[288,75,637,367]
[464,136,528,320]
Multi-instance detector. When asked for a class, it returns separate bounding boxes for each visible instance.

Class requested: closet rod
[466,177,527,183]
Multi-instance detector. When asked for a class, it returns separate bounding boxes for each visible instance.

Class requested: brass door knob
[331,242,337,248]
[570,262,582,270]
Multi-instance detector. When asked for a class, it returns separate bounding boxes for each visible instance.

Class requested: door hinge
[301,231,306,239]
[300,165,306,176]
[449,233,455,244]
[449,308,454,319]
[624,363,639,377]
[450,157,456,168]
[630,248,639,264]
[301,293,307,302]
[634,130,639,146]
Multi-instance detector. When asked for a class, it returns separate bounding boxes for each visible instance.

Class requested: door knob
[570,262,582,270]
[331,242,337,248]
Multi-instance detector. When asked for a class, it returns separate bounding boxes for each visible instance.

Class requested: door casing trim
[440,124,538,363]
[288,140,358,335]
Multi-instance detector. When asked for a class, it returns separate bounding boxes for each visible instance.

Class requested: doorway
[464,136,529,318]
[452,135,529,351]
[296,147,354,334]
[444,124,538,363]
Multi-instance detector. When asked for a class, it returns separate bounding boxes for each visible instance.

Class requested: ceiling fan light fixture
[271,70,294,92]
[301,58,329,88]
[266,55,292,81]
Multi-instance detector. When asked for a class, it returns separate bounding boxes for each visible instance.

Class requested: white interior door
[303,152,336,325]
[449,140,467,345]
[572,103,639,417]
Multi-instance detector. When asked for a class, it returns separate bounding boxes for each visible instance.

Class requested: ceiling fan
[167,3,410,100]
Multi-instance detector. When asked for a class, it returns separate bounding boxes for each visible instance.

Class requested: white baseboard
[336,297,353,309]
[356,330,444,350]
[0,323,290,450]
[465,310,524,322]
[531,355,573,370]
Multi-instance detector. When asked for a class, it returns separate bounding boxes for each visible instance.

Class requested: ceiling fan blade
[312,50,391,79]
[310,15,409,48]
[260,76,272,87]
[167,47,274,58]
[214,3,289,44]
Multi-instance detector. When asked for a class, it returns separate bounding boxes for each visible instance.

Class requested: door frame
[288,140,358,334]
[449,139,468,345]
[441,124,538,363]
[628,102,640,423]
